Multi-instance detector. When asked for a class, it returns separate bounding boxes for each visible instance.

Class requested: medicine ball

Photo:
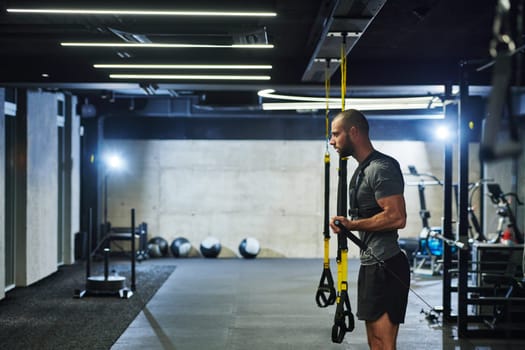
[171,237,192,258]
[147,237,169,257]
[238,237,261,259]
[200,237,221,258]
[147,243,162,258]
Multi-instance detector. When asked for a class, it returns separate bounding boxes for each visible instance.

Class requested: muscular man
[329,109,410,350]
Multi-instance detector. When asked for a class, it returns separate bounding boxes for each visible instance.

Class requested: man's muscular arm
[330,194,406,233]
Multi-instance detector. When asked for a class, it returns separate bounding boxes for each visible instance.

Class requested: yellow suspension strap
[340,37,347,111]
[332,33,355,344]
[316,59,336,308]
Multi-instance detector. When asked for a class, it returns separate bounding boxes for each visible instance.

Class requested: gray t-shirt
[349,151,404,265]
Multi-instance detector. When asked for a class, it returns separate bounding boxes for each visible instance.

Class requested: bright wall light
[110,74,271,80]
[436,126,450,140]
[94,64,272,69]
[62,42,274,49]
[7,9,277,17]
[105,154,124,171]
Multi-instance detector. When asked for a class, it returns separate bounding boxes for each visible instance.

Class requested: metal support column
[442,92,456,322]
[457,62,471,336]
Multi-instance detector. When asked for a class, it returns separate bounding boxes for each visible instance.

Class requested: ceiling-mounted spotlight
[232,27,268,45]
[81,97,97,118]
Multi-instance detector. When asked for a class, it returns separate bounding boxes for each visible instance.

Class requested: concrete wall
[60,95,81,264]
[0,90,81,299]
[104,139,477,258]
[20,90,59,285]
[0,88,5,300]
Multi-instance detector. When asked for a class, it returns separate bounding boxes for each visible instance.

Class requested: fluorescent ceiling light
[61,42,273,49]
[259,89,329,101]
[258,89,444,111]
[261,102,442,111]
[94,64,272,69]
[110,74,271,80]
[7,8,277,17]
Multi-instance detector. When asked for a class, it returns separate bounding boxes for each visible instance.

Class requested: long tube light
[259,89,329,102]
[258,89,444,111]
[62,42,273,49]
[94,64,272,69]
[261,102,443,111]
[7,9,277,17]
[258,89,442,104]
[110,74,271,80]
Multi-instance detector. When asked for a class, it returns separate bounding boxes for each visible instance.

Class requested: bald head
[330,109,374,161]
[333,109,370,137]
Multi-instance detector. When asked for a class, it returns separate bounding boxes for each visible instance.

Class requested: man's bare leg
[365,312,399,350]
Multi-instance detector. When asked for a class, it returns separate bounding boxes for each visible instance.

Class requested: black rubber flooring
[0,260,175,350]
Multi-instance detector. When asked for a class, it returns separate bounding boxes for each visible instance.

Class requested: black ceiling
[0,0,503,100]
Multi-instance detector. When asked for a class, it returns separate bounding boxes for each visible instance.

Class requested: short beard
[339,134,354,158]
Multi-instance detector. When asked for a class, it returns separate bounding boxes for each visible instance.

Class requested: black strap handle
[331,288,355,343]
[316,267,336,307]
[334,220,368,251]
[334,220,386,267]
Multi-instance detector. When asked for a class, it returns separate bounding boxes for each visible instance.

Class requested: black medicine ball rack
[74,208,137,299]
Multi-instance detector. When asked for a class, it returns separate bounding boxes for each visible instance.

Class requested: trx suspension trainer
[319,33,445,344]
[332,156,355,343]
[331,34,355,344]
[315,59,336,308]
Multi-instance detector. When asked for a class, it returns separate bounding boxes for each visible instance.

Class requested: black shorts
[356,251,410,324]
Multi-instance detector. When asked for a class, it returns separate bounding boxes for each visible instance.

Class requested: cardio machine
[406,165,447,275]
[485,183,524,244]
